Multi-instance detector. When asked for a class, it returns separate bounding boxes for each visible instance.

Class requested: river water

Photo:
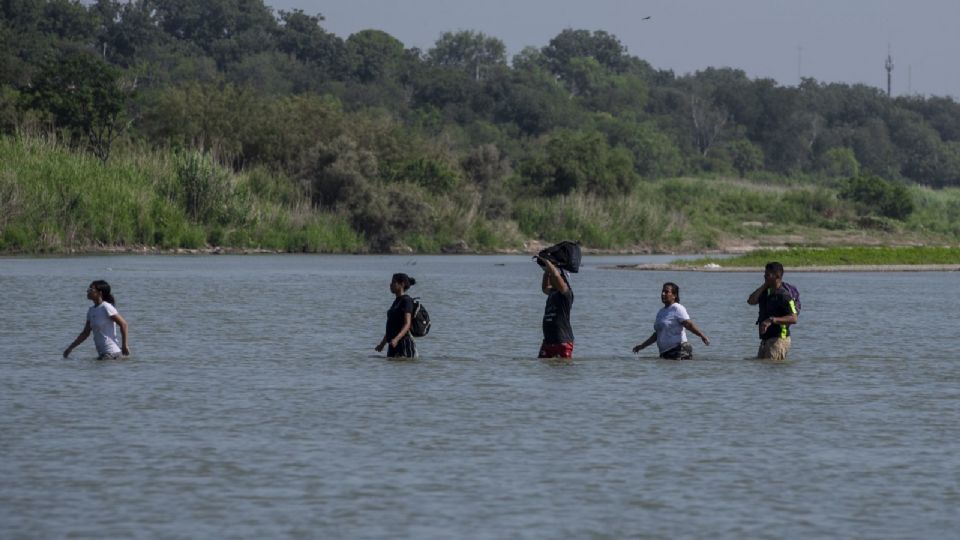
[1,255,958,538]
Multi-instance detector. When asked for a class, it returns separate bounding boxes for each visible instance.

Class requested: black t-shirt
[757,286,797,340]
[386,295,414,338]
[542,288,574,344]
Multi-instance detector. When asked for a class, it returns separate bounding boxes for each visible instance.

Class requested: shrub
[170,151,249,225]
[839,174,914,220]
[818,147,860,178]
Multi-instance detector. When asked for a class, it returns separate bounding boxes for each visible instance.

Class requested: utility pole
[885,49,894,97]
[797,45,803,85]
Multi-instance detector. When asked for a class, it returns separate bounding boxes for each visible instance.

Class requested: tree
[522,129,637,196]
[427,30,506,81]
[25,48,132,162]
[887,108,949,184]
[39,0,98,41]
[483,66,582,136]
[817,147,860,178]
[727,139,764,177]
[275,9,345,79]
[541,29,629,83]
[689,93,729,157]
[151,0,277,67]
[596,116,683,178]
[344,29,406,83]
[93,0,168,68]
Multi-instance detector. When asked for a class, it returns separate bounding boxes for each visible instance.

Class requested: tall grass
[0,136,364,253]
[512,179,862,250]
[3,135,960,254]
[906,185,960,237]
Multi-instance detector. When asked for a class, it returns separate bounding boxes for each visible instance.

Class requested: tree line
[3,0,960,249]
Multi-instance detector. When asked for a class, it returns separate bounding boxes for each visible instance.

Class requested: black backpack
[538,241,582,273]
[411,298,431,337]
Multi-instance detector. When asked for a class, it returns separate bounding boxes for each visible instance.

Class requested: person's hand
[122,346,131,356]
[759,318,772,334]
[701,335,711,346]
[535,255,556,271]
[632,344,645,353]
[389,337,400,348]
[375,342,385,352]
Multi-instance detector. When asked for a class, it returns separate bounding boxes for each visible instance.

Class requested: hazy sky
[265,0,960,98]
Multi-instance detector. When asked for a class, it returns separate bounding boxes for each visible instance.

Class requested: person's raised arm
[538,257,568,294]
[747,283,766,305]
[63,320,92,358]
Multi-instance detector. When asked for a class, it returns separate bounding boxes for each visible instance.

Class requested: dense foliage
[3,0,960,251]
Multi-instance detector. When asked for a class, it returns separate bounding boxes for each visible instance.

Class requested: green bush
[171,151,238,224]
[839,174,914,220]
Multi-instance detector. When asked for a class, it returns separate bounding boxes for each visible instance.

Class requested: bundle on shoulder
[538,241,581,273]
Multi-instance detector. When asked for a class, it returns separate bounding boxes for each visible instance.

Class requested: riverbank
[5,136,960,256]
[608,246,960,272]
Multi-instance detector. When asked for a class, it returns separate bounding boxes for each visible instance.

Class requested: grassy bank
[3,135,960,254]
[0,136,366,253]
[683,246,960,267]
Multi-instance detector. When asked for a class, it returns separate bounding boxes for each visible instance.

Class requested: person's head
[764,262,784,286]
[87,280,115,305]
[661,282,680,305]
[390,273,416,294]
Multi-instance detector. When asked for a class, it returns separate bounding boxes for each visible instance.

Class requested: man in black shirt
[747,261,798,360]
[536,255,574,359]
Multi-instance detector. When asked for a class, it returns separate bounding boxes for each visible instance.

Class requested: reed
[0,136,363,253]
[3,135,960,254]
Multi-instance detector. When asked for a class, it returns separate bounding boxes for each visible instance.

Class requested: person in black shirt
[376,273,418,358]
[747,262,798,360]
[535,255,574,359]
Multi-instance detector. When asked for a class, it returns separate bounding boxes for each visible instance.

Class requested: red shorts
[538,342,574,359]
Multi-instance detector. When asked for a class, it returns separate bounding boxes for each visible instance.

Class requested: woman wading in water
[633,282,709,359]
[63,280,130,360]
[376,273,418,358]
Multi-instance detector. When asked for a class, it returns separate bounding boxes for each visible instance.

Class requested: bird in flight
[642,16,652,20]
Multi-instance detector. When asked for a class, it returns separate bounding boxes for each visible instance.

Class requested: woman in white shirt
[632,282,710,359]
[63,280,130,360]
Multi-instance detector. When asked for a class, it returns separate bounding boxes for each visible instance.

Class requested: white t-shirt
[654,303,690,353]
[87,302,122,356]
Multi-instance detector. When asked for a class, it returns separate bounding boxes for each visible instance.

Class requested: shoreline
[3,244,958,271]
[0,242,702,257]
[606,263,960,272]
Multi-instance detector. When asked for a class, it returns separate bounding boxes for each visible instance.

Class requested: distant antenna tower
[885,48,894,97]
[797,45,803,84]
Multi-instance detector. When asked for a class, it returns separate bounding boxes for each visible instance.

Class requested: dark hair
[663,282,680,302]
[392,273,416,291]
[90,280,116,305]
[764,262,784,278]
